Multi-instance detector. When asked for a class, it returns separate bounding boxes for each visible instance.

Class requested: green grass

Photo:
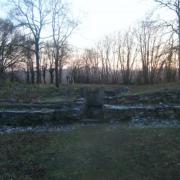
[1,126,180,180]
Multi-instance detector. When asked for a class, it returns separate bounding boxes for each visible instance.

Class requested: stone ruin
[0,88,180,127]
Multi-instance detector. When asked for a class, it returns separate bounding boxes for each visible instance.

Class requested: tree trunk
[59,59,63,84]
[43,69,46,84]
[178,17,180,80]
[55,51,59,87]
[26,69,30,84]
[35,39,41,84]
[31,67,35,84]
[10,67,14,82]
[49,69,54,84]
[59,67,62,84]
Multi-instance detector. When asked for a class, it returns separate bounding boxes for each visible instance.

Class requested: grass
[0,82,180,179]
[0,82,176,96]
[1,126,180,180]
[0,82,59,102]
[0,81,180,104]
[127,82,180,95]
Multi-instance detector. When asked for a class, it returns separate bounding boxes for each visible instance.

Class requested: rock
[104,90,116,97]
[79,87,87,97]
[115,87,129,94]
[0,98,86,126]
[85,107,104,119]
[103,104,180,123]
[85,88,104,108]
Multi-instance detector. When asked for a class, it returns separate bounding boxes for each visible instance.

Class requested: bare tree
[42,56,47,84]
[51,0,77,87]
[136,20,168,84]
[45,42,55,84]
[22,37,35,84]
[155,0,180,79]
[96,37,113,83]
[164,35,177,81]
[0,19,23,78]
[117,30,137,84]
[10,0,50,83]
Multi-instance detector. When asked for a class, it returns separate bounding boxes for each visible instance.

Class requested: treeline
[68,0,180,84]
[0,0,76,87]
[69,20,177,84]
[0,0,180,86]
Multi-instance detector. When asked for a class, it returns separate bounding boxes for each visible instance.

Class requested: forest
[0,0,180,87]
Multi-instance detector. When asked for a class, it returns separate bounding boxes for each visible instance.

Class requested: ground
[0,125,180,180]
[0,81,179,103]
[0,82,180,179]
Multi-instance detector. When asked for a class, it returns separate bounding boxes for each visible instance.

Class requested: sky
[69,0,156,49]
[0,0,173,49]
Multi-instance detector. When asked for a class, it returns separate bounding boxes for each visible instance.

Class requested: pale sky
[0,0,173,49]
[69,0,156,48]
